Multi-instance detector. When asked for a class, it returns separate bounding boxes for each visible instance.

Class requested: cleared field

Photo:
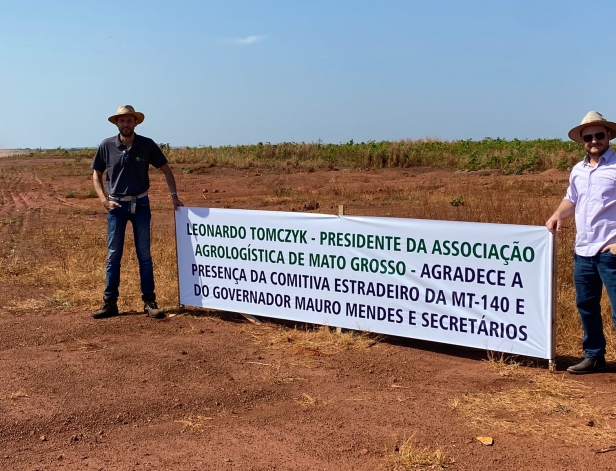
[0,149,24,158]
[0,151,615,470]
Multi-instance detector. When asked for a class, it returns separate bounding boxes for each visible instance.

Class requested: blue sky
[1,0,615,148]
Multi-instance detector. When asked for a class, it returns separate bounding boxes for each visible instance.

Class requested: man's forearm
[159,164,183,209]
[164,171,178,194]
[546,199,576,233]
[92,171,107,203]
[552,199,576,220]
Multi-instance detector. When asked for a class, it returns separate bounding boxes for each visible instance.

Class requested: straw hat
[568,111,616,142]
[108,105,145,125]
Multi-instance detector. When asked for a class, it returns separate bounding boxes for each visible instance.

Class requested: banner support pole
[337,205,345,334]
[173,210,184,314]
[549,233,557,373]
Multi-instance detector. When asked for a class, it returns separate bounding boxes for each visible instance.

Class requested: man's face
[116,115,137,138]
[582,125,611,158]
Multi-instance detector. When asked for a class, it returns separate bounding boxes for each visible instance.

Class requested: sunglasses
[122,149,131,164]
[582,132,607,143]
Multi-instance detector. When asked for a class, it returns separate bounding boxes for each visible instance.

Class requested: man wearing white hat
[547,111,616,373]
[90,105,184,320]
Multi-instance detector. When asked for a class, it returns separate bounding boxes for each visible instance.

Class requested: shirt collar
[602,146,616,164]
[115,133,141,149]
[583,146,616,166]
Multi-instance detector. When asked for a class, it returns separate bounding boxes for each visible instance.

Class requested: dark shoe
[92,296,118,319]
[142,293,165,319]
[567,357,607,375]
[141,293,165,319]
[144,300,164,319]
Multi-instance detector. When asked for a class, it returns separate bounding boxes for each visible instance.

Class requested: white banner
[175,207,554,359]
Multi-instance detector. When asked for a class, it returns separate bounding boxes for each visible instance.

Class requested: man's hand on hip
[601,244,616,255]
[102,199,121,211]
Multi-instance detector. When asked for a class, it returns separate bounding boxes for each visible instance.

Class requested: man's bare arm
[545,200,575,234]
[159,164,184,210]
[92,170,119,211]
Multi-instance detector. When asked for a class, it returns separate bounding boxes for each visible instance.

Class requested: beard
[120,127,135,138]
[587,144,606,157]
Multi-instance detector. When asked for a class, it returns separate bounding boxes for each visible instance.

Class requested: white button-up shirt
[565,146,616,256]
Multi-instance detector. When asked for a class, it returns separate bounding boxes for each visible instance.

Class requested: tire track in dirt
[0,169,27,231]
[0,163,97,285]
[0,163,91,226]
[1,167,42,238]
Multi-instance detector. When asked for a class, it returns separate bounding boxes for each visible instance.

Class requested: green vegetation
[166,138,587,173]
[164,138,586,174]
[17,138,589,174]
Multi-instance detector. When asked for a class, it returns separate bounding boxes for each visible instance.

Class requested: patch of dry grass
[246,325,379,384]
[251,324,379,357]
[4,298,47,312]
[452,357,616,446]
[384,437,454,470]
[0,220,180,314]
[67,337,102,352]
[484,351,530,376]
[258,360,307,384]
[297,393,333,408]
[9,391,29,400]
[176,415,214,432]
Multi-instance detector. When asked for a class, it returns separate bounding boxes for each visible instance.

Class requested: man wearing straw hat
[546,111,616,374]
[90,105,184,320]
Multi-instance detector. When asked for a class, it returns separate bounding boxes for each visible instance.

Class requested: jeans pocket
[138,195,150,207]
[601,250,616,267]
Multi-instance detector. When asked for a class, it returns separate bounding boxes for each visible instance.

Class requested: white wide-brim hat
[108,105,145,125]
[568,111,616,142]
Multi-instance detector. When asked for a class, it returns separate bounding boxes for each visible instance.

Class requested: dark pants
[104,195,154,300]
[574,252,616,359]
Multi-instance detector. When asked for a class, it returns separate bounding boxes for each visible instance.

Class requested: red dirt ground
[1,157,615,471]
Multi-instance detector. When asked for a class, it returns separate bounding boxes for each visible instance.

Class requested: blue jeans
[104,195,154,300]
[574,252,616,359]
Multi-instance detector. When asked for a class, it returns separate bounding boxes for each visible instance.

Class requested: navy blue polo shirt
[91,134,168,197]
